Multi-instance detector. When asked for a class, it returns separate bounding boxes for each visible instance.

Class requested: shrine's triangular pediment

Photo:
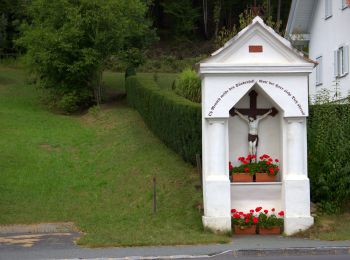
[200,16,315,68]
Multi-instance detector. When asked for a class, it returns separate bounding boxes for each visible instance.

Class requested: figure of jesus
[234,108,272,162]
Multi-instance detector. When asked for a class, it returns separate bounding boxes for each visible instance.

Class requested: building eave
[285,0,317,39]
[199,64,315,75]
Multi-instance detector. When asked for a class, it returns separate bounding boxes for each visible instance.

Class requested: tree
[17,0,155,112]
[161,0,200,39]
[0,0,30,57]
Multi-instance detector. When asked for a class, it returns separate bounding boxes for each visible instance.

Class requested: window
[316,56,323,86]
[325,0,332,19]
[334,45,349,78]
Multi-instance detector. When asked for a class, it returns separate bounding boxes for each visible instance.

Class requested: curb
[55,246,350,260]
[234,246,350,257]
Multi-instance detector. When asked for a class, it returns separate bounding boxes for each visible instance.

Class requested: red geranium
[278,211,285,217]
[255,207,262,212]
[233,213,240,218]
[231,209,237,213]
[253,217,258,223]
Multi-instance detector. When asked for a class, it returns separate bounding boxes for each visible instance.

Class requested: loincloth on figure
[248,134,259,146]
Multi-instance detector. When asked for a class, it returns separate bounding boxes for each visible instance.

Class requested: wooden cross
[249,0,264,17]
[229,90,278,118]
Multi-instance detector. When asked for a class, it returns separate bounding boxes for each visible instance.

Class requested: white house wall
[309,1,350,99]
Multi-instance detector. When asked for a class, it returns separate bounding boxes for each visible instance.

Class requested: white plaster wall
[230,183,282,212]
[309,1,350,100]
[228,87,281,178]
[202,74,309,118]
[219,30,303,65]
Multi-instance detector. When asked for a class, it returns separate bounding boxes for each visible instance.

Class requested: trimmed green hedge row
[126,76,201,164]
[308,104,350,212]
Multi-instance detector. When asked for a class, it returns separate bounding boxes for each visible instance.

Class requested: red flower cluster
[231,207,285,228]
[238,154,256,164]
[231,208,259,225]
[258,154,280,176]
[230,154,280,176]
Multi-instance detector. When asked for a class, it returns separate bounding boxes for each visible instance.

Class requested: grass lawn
[294,212,350,240]
[0,66,229,247]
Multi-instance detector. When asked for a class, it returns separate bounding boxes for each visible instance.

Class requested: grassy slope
[0,67,228,246]
[295,212,350,241]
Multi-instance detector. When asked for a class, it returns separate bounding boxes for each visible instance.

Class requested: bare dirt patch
[0,222,80,234]
[39,143,61,152]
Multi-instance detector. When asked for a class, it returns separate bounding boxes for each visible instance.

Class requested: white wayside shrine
[199,17,315,235]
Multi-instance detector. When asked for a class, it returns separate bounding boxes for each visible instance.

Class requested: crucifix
[249,0,265,17]
[229,90,278,162]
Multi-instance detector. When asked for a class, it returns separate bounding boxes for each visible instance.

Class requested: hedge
[308,104,350,212]
[126,76,201,165]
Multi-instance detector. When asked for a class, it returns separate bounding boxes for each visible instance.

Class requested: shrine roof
[199,16,315,74]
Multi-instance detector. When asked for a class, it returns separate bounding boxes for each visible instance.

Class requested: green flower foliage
[230,154,280,176]
[258,213,283,229]
[308,103,350,212]
[126,76,201,164]
[173,69,201,103]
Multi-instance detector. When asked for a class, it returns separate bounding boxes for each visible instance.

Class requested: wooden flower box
[231,173,253,182]
[234,225,257,235]
[255,172,277,182]
[259,226,281,235]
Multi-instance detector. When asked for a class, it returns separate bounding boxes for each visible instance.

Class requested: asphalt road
[1,232,349,260]
[203,254,350,260]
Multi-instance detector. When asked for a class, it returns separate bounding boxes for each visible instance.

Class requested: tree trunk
[213,0,221,38]
[94,70,103,106]
[203,0,208,39]
[277,0,281,22]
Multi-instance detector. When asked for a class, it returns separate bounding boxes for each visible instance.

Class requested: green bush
[308,103,350,212]
[173,69,201,103]
[126,76,201,164]
[17,0,154,111]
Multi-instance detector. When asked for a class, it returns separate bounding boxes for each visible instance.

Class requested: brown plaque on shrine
[249,45,263,53]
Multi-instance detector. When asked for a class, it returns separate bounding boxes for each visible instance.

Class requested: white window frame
[325,0,333,19]
[334,45,349,78]
[316,56,323,86]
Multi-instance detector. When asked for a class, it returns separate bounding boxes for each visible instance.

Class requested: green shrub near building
[126,76,201,164]
[173,69,201,103]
